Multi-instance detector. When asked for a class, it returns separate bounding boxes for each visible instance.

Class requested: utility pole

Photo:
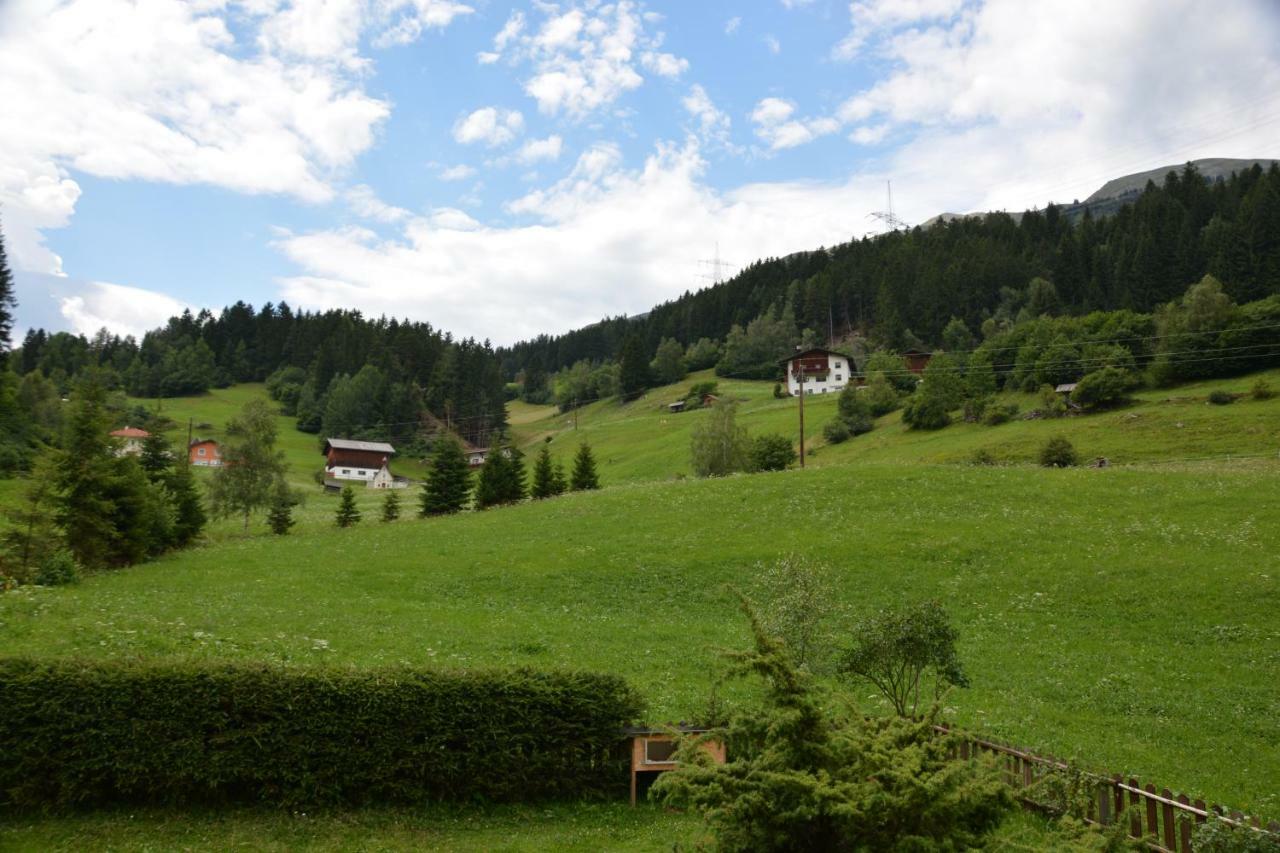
[185,418,193,468]
[797,367,805,469]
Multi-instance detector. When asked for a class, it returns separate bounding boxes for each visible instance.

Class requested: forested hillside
[500,161,1280,376]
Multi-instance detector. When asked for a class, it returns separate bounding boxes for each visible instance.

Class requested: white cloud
[724,16,741,34]
[59,281,191,339]
[683,84,732,147]
[453,107,525,147]
[763,34,781,54]
[438,164,477,181]
[751,97,839,150]
[641,51,689,78]
[0,0,469,276]
[345,184,411,223]
[515,135,564,164]
[832,0,964,59]
[273,138,882,344]
[482,1,689,117]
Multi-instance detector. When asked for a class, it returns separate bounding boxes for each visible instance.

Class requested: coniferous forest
[499,162,1280,377]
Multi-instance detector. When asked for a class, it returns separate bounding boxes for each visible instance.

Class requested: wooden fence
[937,725,1280,852]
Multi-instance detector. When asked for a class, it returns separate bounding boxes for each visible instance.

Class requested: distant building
[1055,382,1078,395]
[189,438,223,467]
[465,445,489,468]
[667,400,686,413]
[779,348,857,396]
[903,348,934,375]
[109,426,150,456]
[323,438,396,482]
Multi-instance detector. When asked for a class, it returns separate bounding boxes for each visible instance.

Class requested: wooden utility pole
[797,368,805,468]
[185,418,193,468]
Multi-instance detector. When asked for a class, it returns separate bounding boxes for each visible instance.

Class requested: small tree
[837,600,969,718]
[530,439,559,499]
[266,478,296,535]
[650,337,688,385]
[749,434,796,472]
[1040,436,1079,467]
[420,435,472,516]
[863,371,901,416]
[901,387,952,430]
[166,463,207,546]
[549,461,567,496]
[1071,366,1135,410]
[753,556,841,672]
[570,442,600,491]
[208,399,287,529]
[822,418,851,444]
[690,401,751,477]
[655,597,1011,852]
[335,485,361,527]
[618,334,651,400]
[380,490,401,522]
[138,431,173,482]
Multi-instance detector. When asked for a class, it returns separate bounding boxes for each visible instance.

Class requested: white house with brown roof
[323,438,396,482]
[109,426,150,456]
[780,348,857,396]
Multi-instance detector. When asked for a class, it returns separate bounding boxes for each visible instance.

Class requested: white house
[109,426,150,456]
[780,348,857,396]
[322,438,396,482]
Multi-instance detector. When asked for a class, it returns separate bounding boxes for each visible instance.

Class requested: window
[835,375,842,381]
[834,361,842,368]
[644,739,678,764]
[197,448,206,456]
[341,469,351,475]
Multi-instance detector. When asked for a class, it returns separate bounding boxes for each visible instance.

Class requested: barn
[322,438,396,482]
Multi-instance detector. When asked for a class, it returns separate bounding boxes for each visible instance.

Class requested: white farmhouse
[780,348,858,396]
[322,438,396,482]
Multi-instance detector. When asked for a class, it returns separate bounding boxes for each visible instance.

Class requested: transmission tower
[868,180,908,232]
[697,242,737,284]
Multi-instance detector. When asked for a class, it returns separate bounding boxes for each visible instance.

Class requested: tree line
[501,162,1280,393]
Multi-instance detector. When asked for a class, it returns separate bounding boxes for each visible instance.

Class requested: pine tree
[166,463,207,546]
[139,431,173,482]
[503,446,527,503]
[50,374,124,569]
[618,334,651,400]
[570,442,600,491]
[550,460,568,496]
[335,485,361,528]
[531,440,557,499]
[381,490,401,522]
[473,449,506,509]
[0,221,15,365]
[266,478,295,535]
[419,435,472,515]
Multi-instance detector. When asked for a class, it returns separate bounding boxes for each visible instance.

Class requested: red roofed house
[109,426,150,456]
[323,438,396,484]
[189,438,223,467]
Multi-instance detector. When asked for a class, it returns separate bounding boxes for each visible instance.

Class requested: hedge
[0,658,643,809]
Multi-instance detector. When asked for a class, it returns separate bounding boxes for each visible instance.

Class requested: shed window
[644,739,678,764]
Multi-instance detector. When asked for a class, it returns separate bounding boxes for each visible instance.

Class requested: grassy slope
[510,368,1280,484]
[3,460,1277,814]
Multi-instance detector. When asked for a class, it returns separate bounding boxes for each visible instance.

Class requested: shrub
[863,372,902,416]
[1208,389,1236,405]
[685,381,720,407]
[982,403,1019,426]
[835,385,874,435]
[1071,366,1136,410]
[33,551,81,586]
[1040,436,1079,468]
[654,600,1011,852]
[1038,384,1068,418]
[962,395,991,423]
[970,448,997,466]
[750,434,797,472]
[772,381,786,399]
[1252,378,1276,400]
[690,402,751,477]
[822,418,851,444]
[837,600,969,717]
[1193,817,1280,852]
[0,658,642,809]
[901,389,952,430]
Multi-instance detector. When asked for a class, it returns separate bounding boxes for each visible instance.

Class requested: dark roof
[189,437,218,446]
[624,724,716,735]
[902,348,934,356]
[323,438,396,455]
[778,347,855,365]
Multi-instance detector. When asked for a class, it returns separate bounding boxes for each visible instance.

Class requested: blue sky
[3,0,1279,345]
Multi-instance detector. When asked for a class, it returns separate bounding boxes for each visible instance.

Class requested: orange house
[189,439,223,467]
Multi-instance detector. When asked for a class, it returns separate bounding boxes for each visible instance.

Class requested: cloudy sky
[3,0,1279,345]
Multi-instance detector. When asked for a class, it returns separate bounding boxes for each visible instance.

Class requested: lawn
[3,460,1277,816]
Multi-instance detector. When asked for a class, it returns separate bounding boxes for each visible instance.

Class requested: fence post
[1129,779,1143,838]
[1177,794,1193,853]
[1161,789,1176,850]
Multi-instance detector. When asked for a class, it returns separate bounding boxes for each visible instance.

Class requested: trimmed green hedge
[0,658,643,808]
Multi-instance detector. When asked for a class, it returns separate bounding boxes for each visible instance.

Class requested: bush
[822,418,851,444]
[1071,366,1136,410]
[1037,384,1068,417]
[33,551,81,586]
[1193,817,1280,852]
[970,448,997,466]
[1208,389,1236,405]
[982,403,1019,426]
[1252,378,1276,400]
[863,372,902,416]
[690,402,751,477]
[0,658,642,809]
[750,434,797,472]
[835,385,874,435]
[654,601,1011,852]
[1040,436,1079,468]
[901,389,952,430]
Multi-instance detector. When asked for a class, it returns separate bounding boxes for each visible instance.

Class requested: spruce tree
[381,489,401,522]
[335,485,361,528]
[51,373,124,569]
[473,450,505,509]
[618,334,651,400]
[550,460,568,496]
[420,435,472,515]
[166,463,207,546]
[570,442,600,491]
[531,439,557,499]
[0,221,14,364]
[139,431,173,481]
[266,478,295,535]
[503,446,527,503]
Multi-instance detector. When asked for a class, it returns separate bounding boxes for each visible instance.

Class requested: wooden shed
[626,725,726,805]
